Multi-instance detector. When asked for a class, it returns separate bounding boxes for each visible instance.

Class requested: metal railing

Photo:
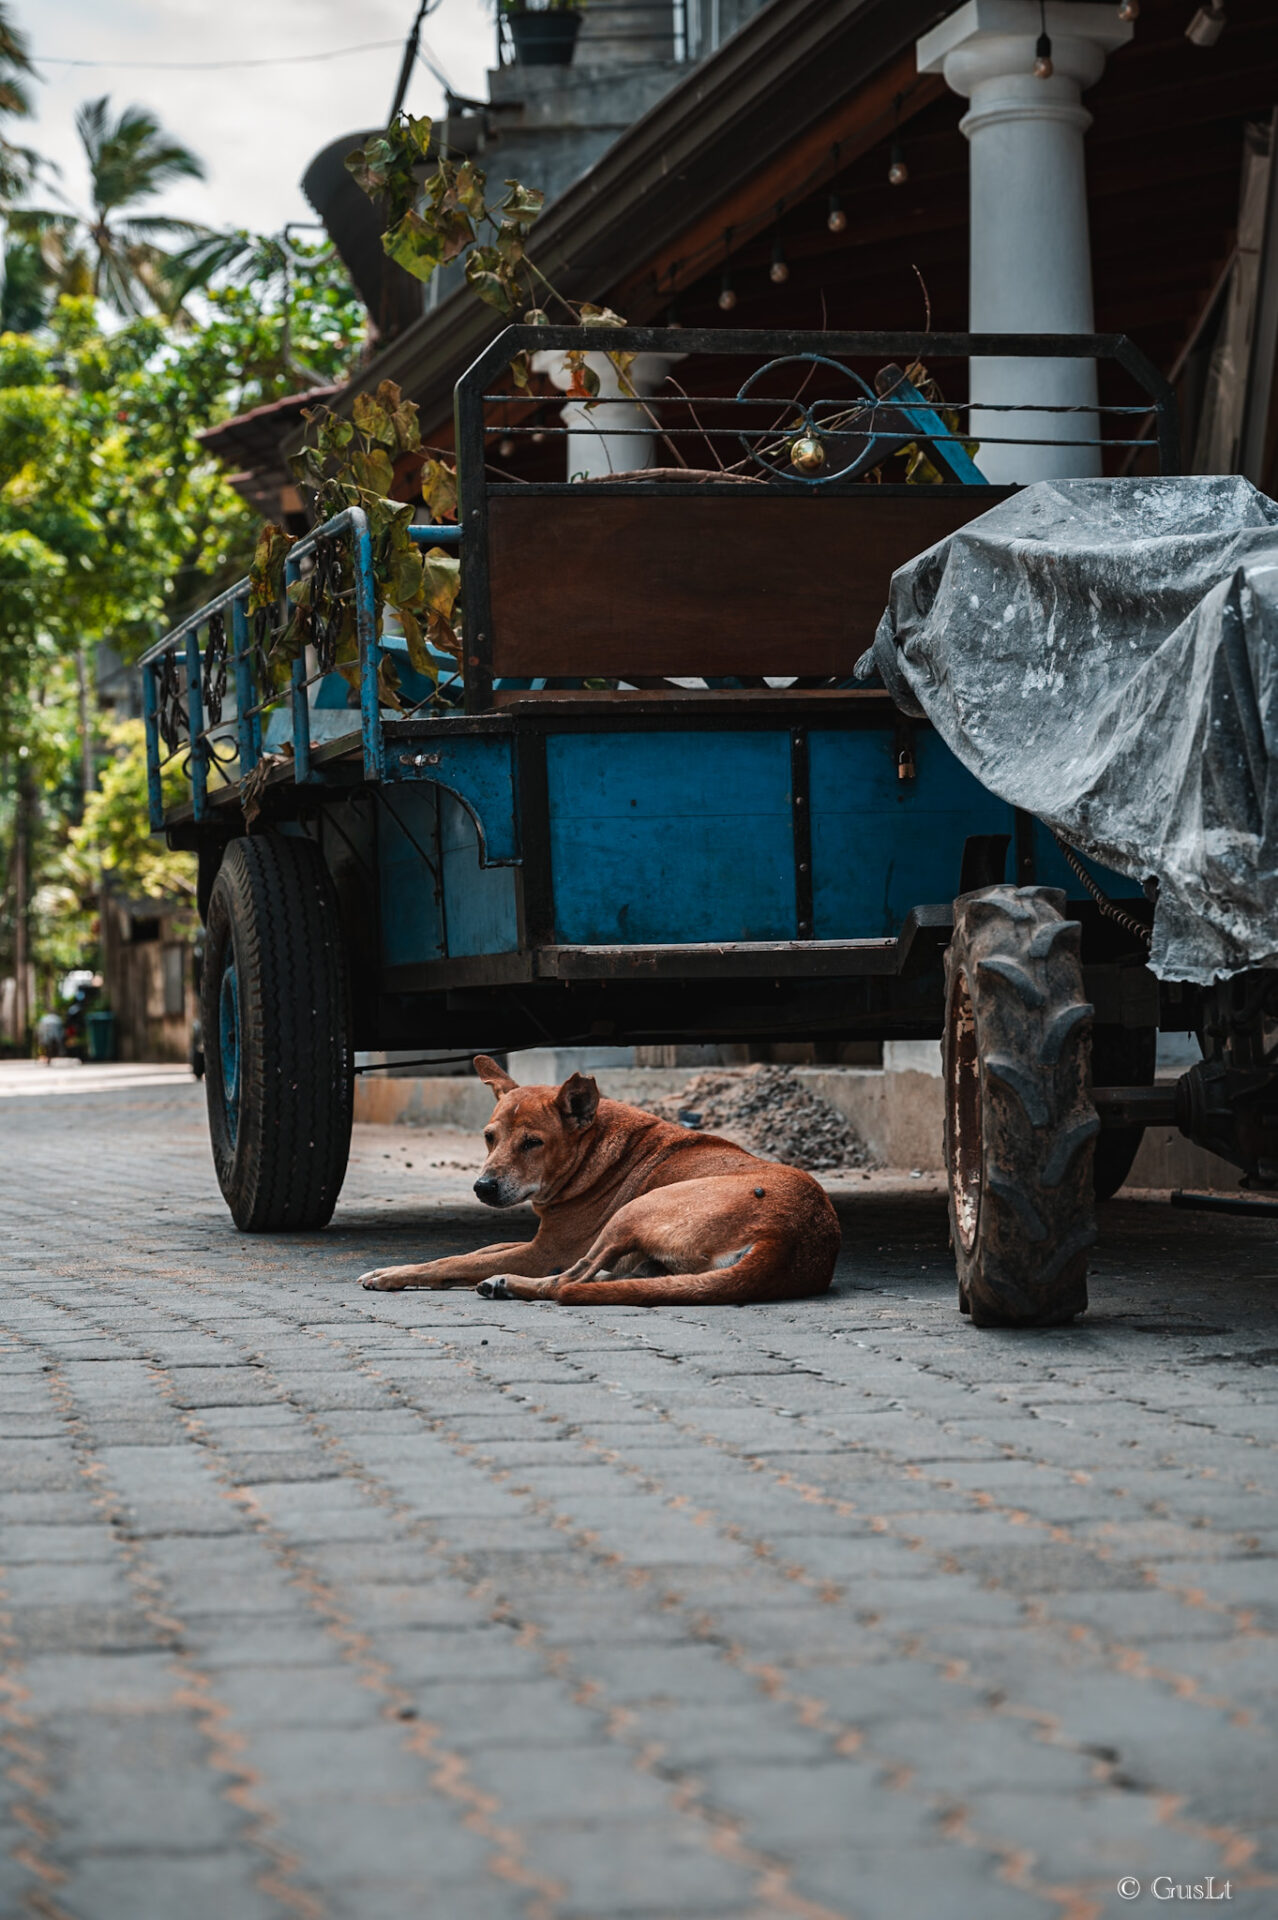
[139,509,461,827]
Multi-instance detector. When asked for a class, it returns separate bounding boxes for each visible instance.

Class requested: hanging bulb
[1117,0,1138,18]
[769,237,789,286]
[498,438,515,459]
[1185,2,1225,45]
[666,301,682,329]
[888,142,909,187]
[717,270,737,312]
[826,194,847,234]
[1033,30,1054,77]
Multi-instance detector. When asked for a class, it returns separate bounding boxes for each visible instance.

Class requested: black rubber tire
[1091,1023,1156,1200]
[944,884,1099,1328]
[202,834,352,1232]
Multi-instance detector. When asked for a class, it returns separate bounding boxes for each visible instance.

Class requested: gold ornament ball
[789,434,826,474]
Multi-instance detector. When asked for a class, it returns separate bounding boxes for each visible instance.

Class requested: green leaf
[352,391,394,446]
[388,544,424,606]
[248,523,294,612]
[351,446,395,494]
[382,210,445,283]
[500,180,544,226]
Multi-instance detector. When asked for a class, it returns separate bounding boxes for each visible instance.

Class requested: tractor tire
[202,834,352,1232]
[944,884,1099,1327]
[1091,1023,1157,1200]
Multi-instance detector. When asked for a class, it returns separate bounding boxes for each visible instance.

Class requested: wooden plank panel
[487,491,1012,679]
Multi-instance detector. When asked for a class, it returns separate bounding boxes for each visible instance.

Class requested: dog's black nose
[474,1175,501,1205]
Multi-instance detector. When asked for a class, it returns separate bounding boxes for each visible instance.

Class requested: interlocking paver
[1,1071,1275,1919]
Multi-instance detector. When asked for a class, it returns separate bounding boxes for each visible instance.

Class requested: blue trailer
[142,328,1203,1325]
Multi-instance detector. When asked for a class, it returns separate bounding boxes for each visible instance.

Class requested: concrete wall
[353,1051,1242,1192]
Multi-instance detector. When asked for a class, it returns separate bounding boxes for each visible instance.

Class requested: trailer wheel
[202,834,352,1232]
[944,885,1098,1327]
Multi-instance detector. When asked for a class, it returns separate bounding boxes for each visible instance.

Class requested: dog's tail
[552,1237,831,1307]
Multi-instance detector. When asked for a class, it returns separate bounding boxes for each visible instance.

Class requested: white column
[918,2,1131,482]
[531,349,686,478]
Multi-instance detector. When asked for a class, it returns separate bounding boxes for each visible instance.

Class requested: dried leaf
[351,446,395,495]
[399,607,436,679]
[422,458,457,521]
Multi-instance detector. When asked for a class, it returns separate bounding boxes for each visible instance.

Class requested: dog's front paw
[476,1275,513,1299]
[360,1267,408,1291]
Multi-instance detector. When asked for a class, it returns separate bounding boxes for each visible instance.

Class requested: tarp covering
[858,476,1278,983]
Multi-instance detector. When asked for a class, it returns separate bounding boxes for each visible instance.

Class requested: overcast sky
[22,0,495,237]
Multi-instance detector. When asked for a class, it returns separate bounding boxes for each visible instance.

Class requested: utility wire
[33,39,405,72]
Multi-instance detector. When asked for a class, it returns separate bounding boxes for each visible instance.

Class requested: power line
[32,39,406,73]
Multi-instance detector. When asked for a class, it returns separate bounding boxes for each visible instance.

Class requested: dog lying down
[359,1055,840,1306]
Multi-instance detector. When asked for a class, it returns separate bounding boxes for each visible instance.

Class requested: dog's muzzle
[473,1175,503,1206]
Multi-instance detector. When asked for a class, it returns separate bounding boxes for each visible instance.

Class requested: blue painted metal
[141,660,164,832]
[232,597,258,772]
[547,731,796,944]
[219,961,240,1147]
[439,791,520,955]
[389,733,519,867]
[351,507,384,784]
[810,730,1012,937]
[377,787,446,968]
[409,525,462,549]
[880,370,987,485]
[185,628,207,823]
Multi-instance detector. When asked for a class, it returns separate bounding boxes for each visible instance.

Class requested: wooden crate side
[487,491,1010,680]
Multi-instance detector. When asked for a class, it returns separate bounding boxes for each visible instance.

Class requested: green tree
[11,96,211,321]
[0,0,36,203]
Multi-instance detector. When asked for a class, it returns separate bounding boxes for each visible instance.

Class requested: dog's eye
[483,1131,496,1148]
[520,1136,543,1152]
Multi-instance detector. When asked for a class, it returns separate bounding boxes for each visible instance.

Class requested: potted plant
[502,0,584,68]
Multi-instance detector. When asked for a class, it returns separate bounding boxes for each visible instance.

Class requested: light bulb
[1185,3,1225,44]
[1034,31,1053,76]
[769,241,789,286]
[888,143,908,187]
[498,438,515,458]
[827,195,846,234]
[1117,0,1138,18]
[717,273,737,312]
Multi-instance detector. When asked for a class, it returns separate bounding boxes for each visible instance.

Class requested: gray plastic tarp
[858,476,1278,983]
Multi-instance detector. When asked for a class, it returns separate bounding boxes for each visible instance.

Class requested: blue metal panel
[387,732,519,866]
[547,731,795,944]
[1029,818,1145,900]
[377,786,445,969]
[810,729,1014,937]
[440,792,519,955]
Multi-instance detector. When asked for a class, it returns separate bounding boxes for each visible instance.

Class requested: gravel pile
[651,1064,873,1173]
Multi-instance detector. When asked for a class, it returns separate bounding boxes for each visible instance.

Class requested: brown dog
[358,1056,840,1305]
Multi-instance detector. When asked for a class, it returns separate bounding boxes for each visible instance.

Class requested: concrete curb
[353,1063,1241,1192]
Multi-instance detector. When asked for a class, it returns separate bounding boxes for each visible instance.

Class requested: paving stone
[3,1077,1274,1918]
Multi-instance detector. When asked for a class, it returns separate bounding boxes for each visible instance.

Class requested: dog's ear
[556,1071,599,1131]
[473,1055,516,1100]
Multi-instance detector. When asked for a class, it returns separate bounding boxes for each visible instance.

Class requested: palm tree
[73,96,209,315]
[0,0,37,204]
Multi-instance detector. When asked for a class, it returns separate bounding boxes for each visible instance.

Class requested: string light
[717,267,737,311]
[826,193,846,233]
[1185,1,1225,44]
[1034,0,1053,76]
[887,92,908,187]
[769,236,789,286]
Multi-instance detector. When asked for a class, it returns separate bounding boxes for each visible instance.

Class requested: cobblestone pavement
[2,1070,1276,1920]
